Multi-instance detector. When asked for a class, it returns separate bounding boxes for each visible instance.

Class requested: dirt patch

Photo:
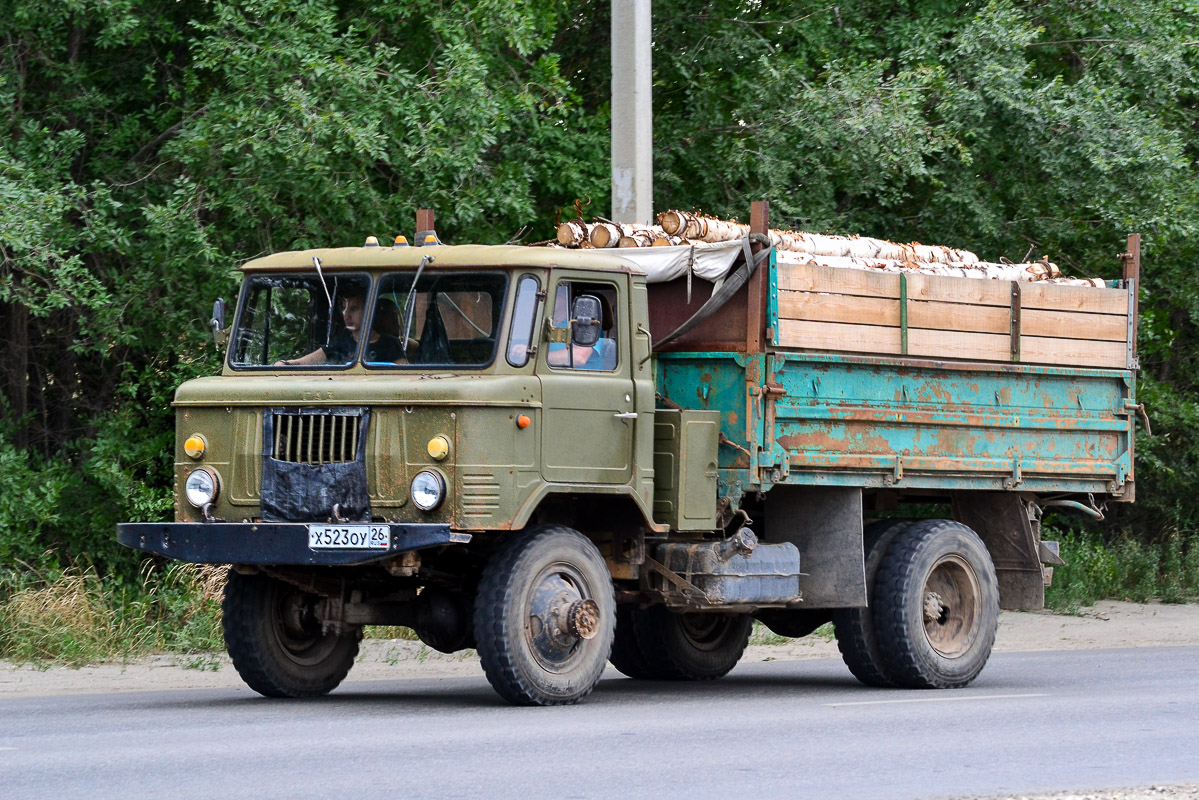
[1,600,1197,698]
[949,785,1199,800]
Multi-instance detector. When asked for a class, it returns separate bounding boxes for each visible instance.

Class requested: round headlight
[411,470,445,511]
[185,468,220,508]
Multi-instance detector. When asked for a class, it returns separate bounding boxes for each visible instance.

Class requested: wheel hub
[923,591,947,624]
[525,564,599,672]
[921,555,982,659]
[564,599,600,640]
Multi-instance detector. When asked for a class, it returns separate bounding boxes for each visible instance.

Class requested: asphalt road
[1,647,1197,800]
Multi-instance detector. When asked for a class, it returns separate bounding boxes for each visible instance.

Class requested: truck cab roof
[241,243,647,275]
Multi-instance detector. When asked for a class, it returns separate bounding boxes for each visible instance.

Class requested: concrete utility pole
[611,0,652,224]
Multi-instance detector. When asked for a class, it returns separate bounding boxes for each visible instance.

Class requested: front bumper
[117,522,470,566]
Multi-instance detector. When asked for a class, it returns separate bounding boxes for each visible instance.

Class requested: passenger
[545,291,616,370]
[547,336,615,370]
[276,290,404,366]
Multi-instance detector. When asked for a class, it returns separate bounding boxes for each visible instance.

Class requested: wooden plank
[777,318,902,354]
[1124,233,1140,362]
[776,262,899,299]
[908,329,1011,361]
[777,291,899,326]
[748,200,769,353]
[1022,336,1127,369]
[1020,281,1127,314]
[1022,309,1128,342]
[908,300,1010,335]
[778,316,1127,368]
[905,272,1013,307]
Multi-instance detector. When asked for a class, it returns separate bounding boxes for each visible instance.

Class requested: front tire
[474,526,616,706]
[873,520,999,689]
[222,569,361,698]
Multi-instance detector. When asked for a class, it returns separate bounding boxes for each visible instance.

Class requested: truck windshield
[370,271,505,368]
[230,274,372,369]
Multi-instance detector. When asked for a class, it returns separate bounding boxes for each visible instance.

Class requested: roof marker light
[393,235,410,247]
[364,236,380,247]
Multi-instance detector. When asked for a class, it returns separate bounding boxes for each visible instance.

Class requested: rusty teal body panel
[657,350,1135,499]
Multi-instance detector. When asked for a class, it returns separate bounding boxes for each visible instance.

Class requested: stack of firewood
[550,210,1103,286]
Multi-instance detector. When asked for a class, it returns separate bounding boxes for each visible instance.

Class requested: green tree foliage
[2,0,1198,577]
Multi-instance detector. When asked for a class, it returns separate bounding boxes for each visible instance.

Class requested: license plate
[308,524,391,550]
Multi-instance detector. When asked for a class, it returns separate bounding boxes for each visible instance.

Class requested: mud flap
[952,492,1045,611]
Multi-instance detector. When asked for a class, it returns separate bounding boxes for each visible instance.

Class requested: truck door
[537,275,636,484]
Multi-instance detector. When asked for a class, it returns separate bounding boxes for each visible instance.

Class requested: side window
[545,280,619,372]
[506,275,541,367]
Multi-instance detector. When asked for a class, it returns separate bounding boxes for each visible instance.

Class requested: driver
[276,289,404,366]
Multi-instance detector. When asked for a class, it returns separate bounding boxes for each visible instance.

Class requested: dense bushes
[2,1,1199,620]
[1045,528,1199,611]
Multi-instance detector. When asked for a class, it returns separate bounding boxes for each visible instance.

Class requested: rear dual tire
[835,519,999,689]
[873,520,999,688]
[610,606,752,681]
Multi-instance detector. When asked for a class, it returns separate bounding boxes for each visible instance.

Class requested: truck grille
[272,412,362,464]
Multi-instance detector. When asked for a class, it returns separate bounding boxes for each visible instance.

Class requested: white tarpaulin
[614,240,744,283]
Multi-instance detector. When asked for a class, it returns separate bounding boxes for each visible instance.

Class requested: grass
[0,560,225,666]
[1045,529,1199,612]
[749,621,835,646]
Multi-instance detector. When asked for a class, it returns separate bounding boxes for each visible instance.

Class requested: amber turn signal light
[184,434,207,460]
[426,435,450,461]
[516,414,531,429]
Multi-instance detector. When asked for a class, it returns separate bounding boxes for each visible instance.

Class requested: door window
[545,281,619,371]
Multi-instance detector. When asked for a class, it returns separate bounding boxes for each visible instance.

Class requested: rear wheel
[630,607,752,681]
[474,525,616,706]
[873,520,999,689]
[222,570,361,698]
[608,605,658,679]
[833,519,912,688]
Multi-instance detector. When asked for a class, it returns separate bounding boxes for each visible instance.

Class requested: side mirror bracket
[210,298,228,347]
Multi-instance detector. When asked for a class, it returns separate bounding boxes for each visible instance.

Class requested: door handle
[613,412,638,419]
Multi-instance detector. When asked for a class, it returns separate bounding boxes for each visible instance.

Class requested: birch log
[659,209,981,264]
[774,250,1102,284]
[618,229,658,248]
[590,222,666,248]
[556,220,593,247]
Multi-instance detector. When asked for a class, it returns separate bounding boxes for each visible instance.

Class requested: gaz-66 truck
[118,203,1142,705]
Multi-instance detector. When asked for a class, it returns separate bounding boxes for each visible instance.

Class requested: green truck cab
[118,207,1140,705]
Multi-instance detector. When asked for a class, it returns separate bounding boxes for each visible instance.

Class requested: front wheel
[474,526,616,706]
[222,569,361,698]
[873,520,999,689]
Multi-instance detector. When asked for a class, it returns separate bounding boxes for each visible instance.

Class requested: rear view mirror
[210,298,228,346]
[571,295,602,347]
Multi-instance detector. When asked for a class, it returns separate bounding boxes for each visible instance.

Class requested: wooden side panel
[777,319,902,354]
[774,261,1130,368]
[776,263,900,298]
